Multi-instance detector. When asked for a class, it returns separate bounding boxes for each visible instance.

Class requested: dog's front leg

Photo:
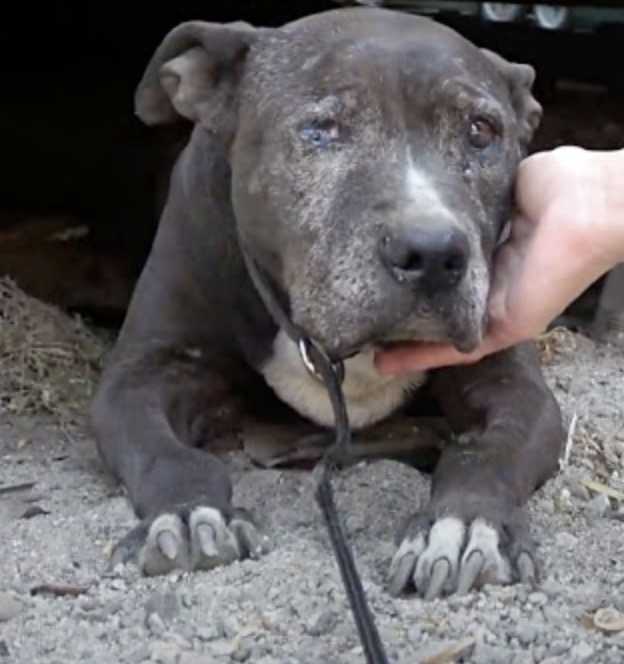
[389,342,563,598]
[91,349,269,576]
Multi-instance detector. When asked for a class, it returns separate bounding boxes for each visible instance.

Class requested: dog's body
[91,7,563,597]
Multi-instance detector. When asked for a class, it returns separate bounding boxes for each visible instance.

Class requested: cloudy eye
[300,120,340,149]
[468,117,497,149]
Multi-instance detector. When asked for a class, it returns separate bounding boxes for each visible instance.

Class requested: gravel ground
[1,328,624,664]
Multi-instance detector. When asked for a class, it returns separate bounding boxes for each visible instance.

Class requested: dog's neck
[260,330,426,430]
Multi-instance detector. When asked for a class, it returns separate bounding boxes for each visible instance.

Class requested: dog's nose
[380,226,469,292]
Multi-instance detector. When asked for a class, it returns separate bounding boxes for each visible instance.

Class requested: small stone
[110,578,126,591]
[512,619,539,646]
[220,616,239,638]
[112,563,126,577]
[146,612,166,636]
[571,581,602,607]
[197,623,223,641]
[247,643,270,661]
[585,494,611,520]
[78,597,98,612]
[512,653,534,664]
[105,598,124,617]
[580,458,594,472]
[207,641,237,658]
[449,593,476,609]
[180,591,194,609]
[540,577,565,598]
[473,644,513,664]
[546,639,570,656]
[232,640,251,662]
[0,593,23,622]
[163,632,192,650]
[508,607,522,623]
[555,531,578,548]
[554,488,574,512]
[145,591,180,624]
[149,641,181,664]
[126,644,151,662]
[407,626,422,644]
[179,655,215,664]
[568,641,594,663]
[566,478,590,501]
[305,609,338,636]
[528,592,548,607]
[542,500,555,515]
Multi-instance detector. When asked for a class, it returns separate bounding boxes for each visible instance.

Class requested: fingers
[374,342,484,375]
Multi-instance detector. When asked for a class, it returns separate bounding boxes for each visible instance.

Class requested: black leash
[242,249,390,664]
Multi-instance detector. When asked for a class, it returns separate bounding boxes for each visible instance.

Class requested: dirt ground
[1,297,624,664]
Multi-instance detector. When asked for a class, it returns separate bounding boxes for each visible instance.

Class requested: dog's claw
[140,513,189,575]
[388,551,417,597]
[196,523,218,558]
[457,551,484,595]
[231,518,269,559]
[388,531,427,597]
[517,551,537,586]
[424,558,450,600]
[190,507,241,568]
[157,530,179,561]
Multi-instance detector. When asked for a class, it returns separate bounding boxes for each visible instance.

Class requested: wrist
[600,148,624,265]
[555,147,624,272]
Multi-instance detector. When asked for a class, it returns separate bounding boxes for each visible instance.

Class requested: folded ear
[135,20,257,132]
[480,49,543,151]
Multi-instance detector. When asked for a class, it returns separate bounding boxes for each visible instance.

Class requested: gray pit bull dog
[91,7,564,598]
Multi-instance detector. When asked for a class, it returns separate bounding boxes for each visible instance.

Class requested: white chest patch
[260,330,426,430]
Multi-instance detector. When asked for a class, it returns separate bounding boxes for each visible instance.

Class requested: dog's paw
[111,505,271,576]
[388,511,536,599]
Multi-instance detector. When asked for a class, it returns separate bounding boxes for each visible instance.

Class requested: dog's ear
[480,49,542,150]
[135,21,257,131]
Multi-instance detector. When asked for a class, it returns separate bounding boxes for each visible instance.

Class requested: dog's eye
[300,120,340,149]
[468,117,497,149]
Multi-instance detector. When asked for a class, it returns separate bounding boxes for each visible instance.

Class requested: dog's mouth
[296,280,489,363]
[335,324,483,363]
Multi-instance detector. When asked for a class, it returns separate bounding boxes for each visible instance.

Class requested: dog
[91,6,563,599]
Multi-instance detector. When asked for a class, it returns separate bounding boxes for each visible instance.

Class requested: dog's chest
[260,330,426,430]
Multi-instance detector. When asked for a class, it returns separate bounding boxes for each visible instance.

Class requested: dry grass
[537,325,578,364]
[0,277,109,424]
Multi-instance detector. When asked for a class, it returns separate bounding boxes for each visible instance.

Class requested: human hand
[375,146,624,375]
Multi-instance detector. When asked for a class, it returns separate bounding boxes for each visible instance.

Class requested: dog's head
[136,8,541,359]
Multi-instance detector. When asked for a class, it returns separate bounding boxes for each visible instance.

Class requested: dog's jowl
[91,7,563,597]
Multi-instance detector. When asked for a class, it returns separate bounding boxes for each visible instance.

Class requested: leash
[241,248,390,664]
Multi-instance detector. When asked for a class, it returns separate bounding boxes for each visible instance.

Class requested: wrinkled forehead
[247,17,510,119]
